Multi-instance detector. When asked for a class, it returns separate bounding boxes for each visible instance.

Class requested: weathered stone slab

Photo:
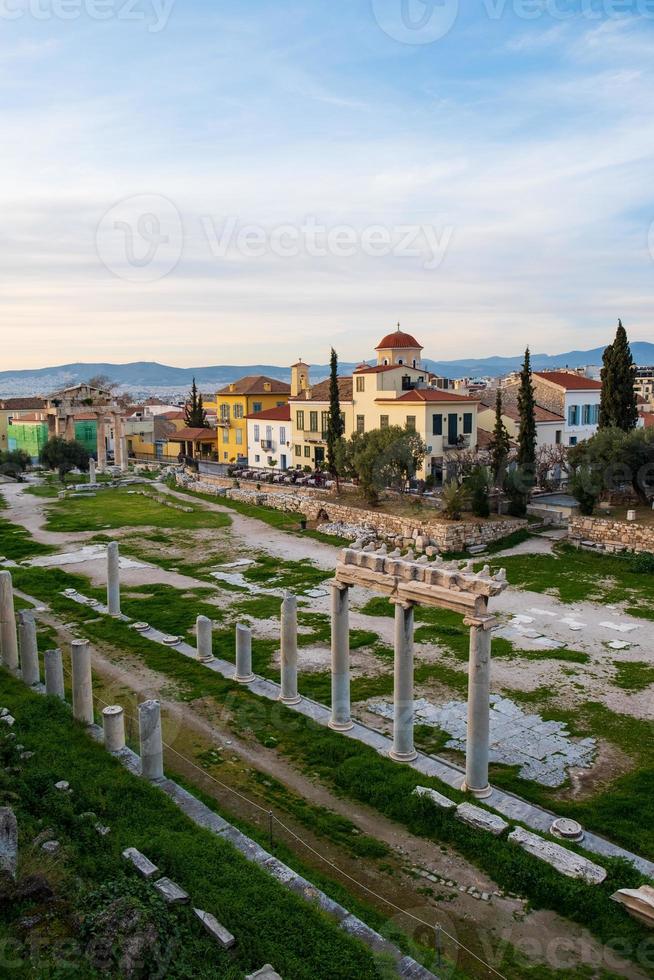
[611,885,654,927]
[193,908,236,948]
[0,807,18,878]
[246,967,283,980]
[509,827,606,885]
[153,876,189,904]
[398,955,440,979]
[456,803,508,837]
[122,846,159,879]
[160,780,230,834]
[413,786,456,811]
[340,914,400,956]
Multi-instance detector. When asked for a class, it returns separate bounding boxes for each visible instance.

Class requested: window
[255,454,260,463]
[433,414,443,436]
[296,410,305,431]
[569,436,578,446]
[398,358,404,365]
[220,403,230,421]
[380,415,389,429]
[264,383,271,392]
[266,425,273,442]
[568,405,580,426]
[321,411,329,438]
[304,445,311,458]
[279,426,286,444]
[309,411,318,432]
[356,376,365,392]
[253,424,260,442]
[356,415,365,434]
[582,404,591,425]
[295,445,301,456]
[235,429,243,445]
[555,430,562,445]
[252,402,262,413]
[463,413,473,435]
[406,416,416,432]
[592,404,600,424]
[233,404,244,419]
[222,429,228,443]
[402,375,412,391]
[223,452,228,460]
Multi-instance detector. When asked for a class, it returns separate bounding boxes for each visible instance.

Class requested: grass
[41,487,232,533]
[612,660,654,692]
[0,495,53,561]
[442,527,534,560]
[0,672,383,979]
[242,554,329,592]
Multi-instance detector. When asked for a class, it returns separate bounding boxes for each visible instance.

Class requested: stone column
[461,615,495,799]
[121,433,128,472]
[18,610,40,687]
[139,699,164,781]
[389,601,417,763]
[97,417,107,471]
[107,541,121,617]
[71,639,94,725]
[44,648,65,699]
[280,592,300,704]
[329,583,353,732]
[234,624,254,683]
[113,415,124,471]
[103,705,126,752]
[0,570,18,673]
[89,457,96,485]
[196,615,213,662]
[64,414,75,441]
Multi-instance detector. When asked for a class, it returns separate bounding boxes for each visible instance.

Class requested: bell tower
[291,359,310,397]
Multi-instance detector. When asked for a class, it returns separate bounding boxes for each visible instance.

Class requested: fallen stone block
[41,840,60,855]
[611,885,654,927]
[455,803,508,837]
[193,908,236,949]
[54,781,71,793]
[413,786,456,811]
[246,967,283,980]
[509,827,606,885]
[0,715,15,727]
[122,847,159,879]
[153,877,189,904]
[0,807,18,879]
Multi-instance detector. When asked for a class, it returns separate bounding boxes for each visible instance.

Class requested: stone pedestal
[71,639,94,725]
[196,615,213,662]
[44,649,65,699]
[329,583,353,732]
[139,699,164,781]
[0,571,18,673]
[107,541,121,617]
[89,457,96,485]
[461,615,494,799]
[389,601,417,763]
[280,593,300,704]
[103,705,126,752]
[234,624,254,683]
[18,610,40,687]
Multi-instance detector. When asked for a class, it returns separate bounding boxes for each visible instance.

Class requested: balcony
[444,435,471,450]
[260,439,273,451]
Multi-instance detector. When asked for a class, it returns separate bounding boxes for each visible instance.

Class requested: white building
[531,372,602,447]
[477,400,565,448]
[246,405,292,471]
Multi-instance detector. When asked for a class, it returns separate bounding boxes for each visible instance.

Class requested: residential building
[215,376,291,464]
[477,398,565,448]
[246,405,292,470]
[504,371,602,447]
[635,367,654,409]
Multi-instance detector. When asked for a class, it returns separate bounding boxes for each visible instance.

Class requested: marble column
[18,610,40,687]
[107,541,121,617]
[234,624,254,683]
[44,649,65,699]
[196,615,213,662]
[139,699,164,781]
[0,570,18,673]
[461,615,494,799]
[71,639,94,725]
[97,417,107,471]
[64,414,75,441]
[89,457,96,485]
[280,592,300,704]
[329,583,353,732]
[103,705,126,752]
[113,416,125,471]
[389,601,417,763]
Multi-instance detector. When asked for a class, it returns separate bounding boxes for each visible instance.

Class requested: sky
[2,0,654,369]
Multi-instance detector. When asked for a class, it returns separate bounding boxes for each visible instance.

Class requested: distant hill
[2,343,653,396]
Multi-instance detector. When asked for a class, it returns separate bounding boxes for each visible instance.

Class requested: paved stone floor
[370,695,596,787]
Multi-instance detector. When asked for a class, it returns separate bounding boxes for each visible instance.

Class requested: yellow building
[289,328,479,482]
[215,376,291,464]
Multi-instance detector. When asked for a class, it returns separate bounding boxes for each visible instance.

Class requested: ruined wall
[569,516,654,554]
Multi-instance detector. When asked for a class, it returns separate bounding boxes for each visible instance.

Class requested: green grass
[612,660,654,692]
[442,527,534,560]
[0,494,53,560]
[243,554,329,592]
[0,673,382,979]
[41,487,232,533]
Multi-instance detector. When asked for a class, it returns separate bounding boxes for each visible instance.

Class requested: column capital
[463,614,496,630]
[328,578,349,593]
[390,597,415,611]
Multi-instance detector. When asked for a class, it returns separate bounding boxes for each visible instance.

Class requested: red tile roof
[480,400,563,423]
[289,377,354,403]
[217,376,290,396]
[246,405,291,421]
[0,398,46,410]
[376,328,423,351]
[639,412,654,428]
[167,427,217,441]
[379,388,477,405]
[160,410,186,420]
[534,371,601,391]
[355,364,427,375]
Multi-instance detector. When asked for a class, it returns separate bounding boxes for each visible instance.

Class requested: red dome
[375,328,423,351]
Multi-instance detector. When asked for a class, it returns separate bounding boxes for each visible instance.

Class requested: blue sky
[2,1,654,368]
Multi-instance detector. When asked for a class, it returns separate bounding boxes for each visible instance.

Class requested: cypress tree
[489,388,511,484]
[326,348,344,477]
[185,378,208,428]
[517,348,537,478]
[599,320,638,431]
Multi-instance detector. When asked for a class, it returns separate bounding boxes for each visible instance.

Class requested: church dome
[376,327,423,351]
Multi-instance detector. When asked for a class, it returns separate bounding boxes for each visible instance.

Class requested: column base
[280,694,302,705]
[461,780,493,799]
[389,748,418,763]
[328,718,354,732]
[199,655,215,664]
[235,673,255,684]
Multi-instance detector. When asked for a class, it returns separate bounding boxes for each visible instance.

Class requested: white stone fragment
[413,786,456,811]
[122,846,159,879]
[193,908,236,948]
[54,780,71,792]
[509,827,607,885]
[41,840,60,854]
[455,803,508,837]
[0,715,15,727]
[153,876,189,904]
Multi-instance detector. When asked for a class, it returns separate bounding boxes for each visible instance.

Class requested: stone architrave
[44,649,65,699]
[139,699,164,781]
[461,615,495,799]
[389,600,417,763]
[71,639,94,725]
[280,593,301,704]
[18,610,40,687]
[0,570,19,673]
[329,582,352,731]
[107,541,121,617]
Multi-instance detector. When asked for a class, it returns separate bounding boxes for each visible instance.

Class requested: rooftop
[380,388,477,405]
[166,426,218,441]
[217,375,290,396]
[533,371,602,392]
[375,326,423,351]
[289,377,353,403]
[246,405,291,422]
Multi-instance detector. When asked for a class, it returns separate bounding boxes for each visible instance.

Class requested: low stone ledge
[508,827,607,885]
[413,786,456,811]
[455,803,508,837]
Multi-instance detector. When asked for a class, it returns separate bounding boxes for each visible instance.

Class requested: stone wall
[569,515,654,554]
[182,473,527,551]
